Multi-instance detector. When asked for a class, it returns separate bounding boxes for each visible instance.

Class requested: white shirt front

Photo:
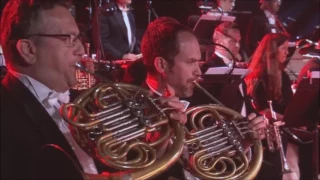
[264,10,277,33]
[118,6,132,47]
[9,70,98,174]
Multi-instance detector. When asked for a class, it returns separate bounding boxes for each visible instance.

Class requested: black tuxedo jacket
[245,11,288,56]
[93,6,140,60]
[1,73,84,179]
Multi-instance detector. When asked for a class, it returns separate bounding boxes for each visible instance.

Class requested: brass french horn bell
[179,80,263,180]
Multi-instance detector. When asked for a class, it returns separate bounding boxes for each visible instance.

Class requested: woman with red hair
[245,33,292,116]
[245,33,293,180]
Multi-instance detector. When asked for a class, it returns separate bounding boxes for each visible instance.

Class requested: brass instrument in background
[180,81,263,179]
[265,100,292,174]
[60,63,185,180]
[73,43,96,90]
[74,54,97,90]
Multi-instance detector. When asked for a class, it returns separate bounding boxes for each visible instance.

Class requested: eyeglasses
[25,33,83,47]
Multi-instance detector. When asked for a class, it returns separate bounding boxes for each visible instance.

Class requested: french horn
[59,63,185,180]
[180,81,263,180]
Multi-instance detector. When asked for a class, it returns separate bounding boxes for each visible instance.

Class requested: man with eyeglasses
[0,0,187,179]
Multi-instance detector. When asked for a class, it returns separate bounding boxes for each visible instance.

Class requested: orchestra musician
[202,21,243,69]
[285,41,320,180]
[245,0,289,56]
[195,21,252,118]
[212,0,236,15]
[141,16,266,180]
[245,33,293,180]
[0,1,187,179]
[92,0,141,61]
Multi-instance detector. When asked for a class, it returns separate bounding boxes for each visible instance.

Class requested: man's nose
[194,64,202,77]
[75,43,85,58]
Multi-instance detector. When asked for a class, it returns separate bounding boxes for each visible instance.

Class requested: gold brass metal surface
[180,81,263,180]
[60,82,185,180]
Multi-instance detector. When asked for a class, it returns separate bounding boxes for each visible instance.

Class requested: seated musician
[140,16,266,180]
[245,33,293,180]
[286,42,320,180]
[198,22,250,117]
[211,0,236,15]
[0,1,187,179]
[92,0,141,61]
[201,21,243,70]
[245,0,288,56]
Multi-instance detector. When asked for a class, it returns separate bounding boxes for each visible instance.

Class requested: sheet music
[204,67,249,77]
[308,71,320,79]
[200,14,236,22]
[193,14,236,32]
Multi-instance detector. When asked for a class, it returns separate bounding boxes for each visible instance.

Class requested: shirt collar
[264,10,275,19]
[215,51,233,67]
[9,70,69,103]
[117,3,129,12]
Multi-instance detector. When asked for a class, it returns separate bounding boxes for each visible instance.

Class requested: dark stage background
[1,0,319,44]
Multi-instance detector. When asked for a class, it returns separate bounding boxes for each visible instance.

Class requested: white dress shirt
[264,10,277,33]
[9,70,98,174]
[0,45,5,66]
[118,6,132,47]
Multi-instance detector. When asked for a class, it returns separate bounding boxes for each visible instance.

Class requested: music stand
[193,14,235,42]
[283,71,319,180]
[202,67,248,84]
[197,67,248,110]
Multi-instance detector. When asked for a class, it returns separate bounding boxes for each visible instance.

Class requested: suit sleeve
[133,38,141,54]
[100,14,124,60]
[130,12,141,54]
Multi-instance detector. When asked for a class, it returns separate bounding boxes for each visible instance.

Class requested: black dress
[251,71,293,115]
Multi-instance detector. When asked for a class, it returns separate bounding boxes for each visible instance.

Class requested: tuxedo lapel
[2,73,82,169]
[262,13,273,33]
[113,11,128,42]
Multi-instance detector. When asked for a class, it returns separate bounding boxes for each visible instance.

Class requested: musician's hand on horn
[247,113,266,140]
[242,113,266,152]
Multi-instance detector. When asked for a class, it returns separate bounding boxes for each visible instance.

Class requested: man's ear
[154,57,169,74]
[16,39,36,65]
